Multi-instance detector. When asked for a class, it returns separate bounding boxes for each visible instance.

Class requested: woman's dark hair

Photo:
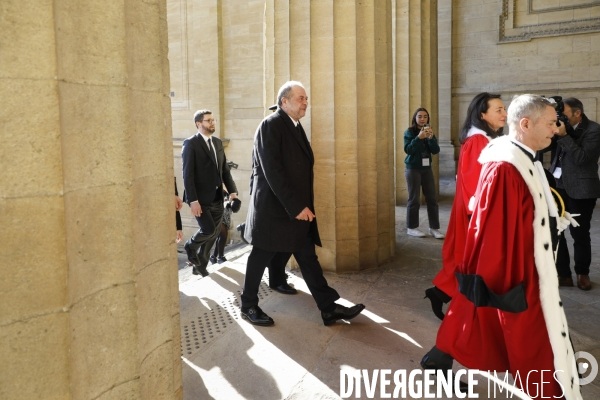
[459,93,504,144]
[410,107,430,132]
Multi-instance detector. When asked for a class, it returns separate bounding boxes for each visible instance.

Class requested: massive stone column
[265,0,395,272]
[437,0,456,179]
[395,0,440,204]
[1,1,182,399]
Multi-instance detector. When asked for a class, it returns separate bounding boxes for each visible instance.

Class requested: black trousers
[556,188,597,277]
[267,252,292,287]
[241,236,340,310]
[187,199,224,268]
[212,223,228,259]
[405,168,440,229]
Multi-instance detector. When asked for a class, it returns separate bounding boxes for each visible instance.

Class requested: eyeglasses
[203,119,216,124]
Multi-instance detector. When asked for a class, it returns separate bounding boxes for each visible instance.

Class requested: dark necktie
[207,138,217,165]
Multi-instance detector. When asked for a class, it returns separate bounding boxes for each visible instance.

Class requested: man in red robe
[421,95,582,400]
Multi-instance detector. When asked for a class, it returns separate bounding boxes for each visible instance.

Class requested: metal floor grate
[181,271,291,356]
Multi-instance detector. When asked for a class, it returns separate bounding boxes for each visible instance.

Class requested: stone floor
[177,180,600,399]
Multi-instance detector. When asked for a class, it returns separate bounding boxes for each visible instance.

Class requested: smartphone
[423,124,430,129]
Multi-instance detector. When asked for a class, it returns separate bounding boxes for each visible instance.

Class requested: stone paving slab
[177,182,600,399]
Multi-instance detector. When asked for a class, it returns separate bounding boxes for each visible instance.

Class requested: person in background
[425,93,506,320]
[403,107,444,239]
[175,177,183,243]
[182,110,238,277]
[547,97,600,291]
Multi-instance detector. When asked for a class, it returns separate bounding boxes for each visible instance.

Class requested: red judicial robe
[434,132,489,295]
[436,137,581,400]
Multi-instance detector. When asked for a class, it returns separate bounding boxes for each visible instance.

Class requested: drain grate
[181,276,281,356]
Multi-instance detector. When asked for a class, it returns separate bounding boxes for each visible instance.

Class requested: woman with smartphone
[403,107,445,239]
[425,93,507,320]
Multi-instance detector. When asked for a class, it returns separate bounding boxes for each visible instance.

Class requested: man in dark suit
[237,104,298,295]
[182,110,238,277]
[240,81,365,326]
[549,98,600,290]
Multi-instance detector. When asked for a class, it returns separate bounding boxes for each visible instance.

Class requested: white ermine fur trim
[478,136,582,400]
[466,126,492,140]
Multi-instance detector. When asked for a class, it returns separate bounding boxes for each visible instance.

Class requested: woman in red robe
[425,93,507,320]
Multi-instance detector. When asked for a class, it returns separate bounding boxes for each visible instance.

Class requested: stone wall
[1,1,182,399]
[443,0,600,174]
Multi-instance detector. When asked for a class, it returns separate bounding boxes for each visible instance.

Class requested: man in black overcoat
[547,98,600,290]
[182,110,238,276]
[240,81,365,326]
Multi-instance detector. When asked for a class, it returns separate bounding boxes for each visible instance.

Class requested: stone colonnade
[170,0,447,270]
[1,1,182,399]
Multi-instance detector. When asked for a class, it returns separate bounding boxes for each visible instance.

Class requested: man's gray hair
[507,94,553,130]
[277,81,304,107]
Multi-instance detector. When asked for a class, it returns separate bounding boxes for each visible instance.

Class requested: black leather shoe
[421,351,467,392]
[420,346,454,371]
[184,242,201,266]
[424,287,451,321]
[270,283,297,295]
[209,255,217,265]
[240,305,274,326]
[217,256,227,264]
[191,264,209,277]
[321,304,365,326]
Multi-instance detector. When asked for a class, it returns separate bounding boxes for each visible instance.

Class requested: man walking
[182,110,238,277]
[240,81,365,326]
[549,98,600,290]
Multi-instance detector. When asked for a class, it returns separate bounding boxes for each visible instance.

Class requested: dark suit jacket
[182,133,237,205]
[244,108,321,252]
[549,114,600,199]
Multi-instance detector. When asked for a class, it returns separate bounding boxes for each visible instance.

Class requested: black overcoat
[549,115,600,199]
[244,108,321,252]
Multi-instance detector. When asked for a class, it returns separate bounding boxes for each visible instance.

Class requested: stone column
[276,0,395,272]
[437,0,456,179]
[1,1,182,399]
[395,0,440,204]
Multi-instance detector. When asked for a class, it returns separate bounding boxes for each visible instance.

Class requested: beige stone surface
[2,0,182,398]
[136,261,175,353]
[132,175,172,271]
[0,79,63,198]
[58,82,131,191]
[54,0,128,86]
[63,184,136,304]
[94,380,140,400]
[69,284,140,400]
[0,313,70,399]
[0,196,67,325]
[140,341,177,400]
